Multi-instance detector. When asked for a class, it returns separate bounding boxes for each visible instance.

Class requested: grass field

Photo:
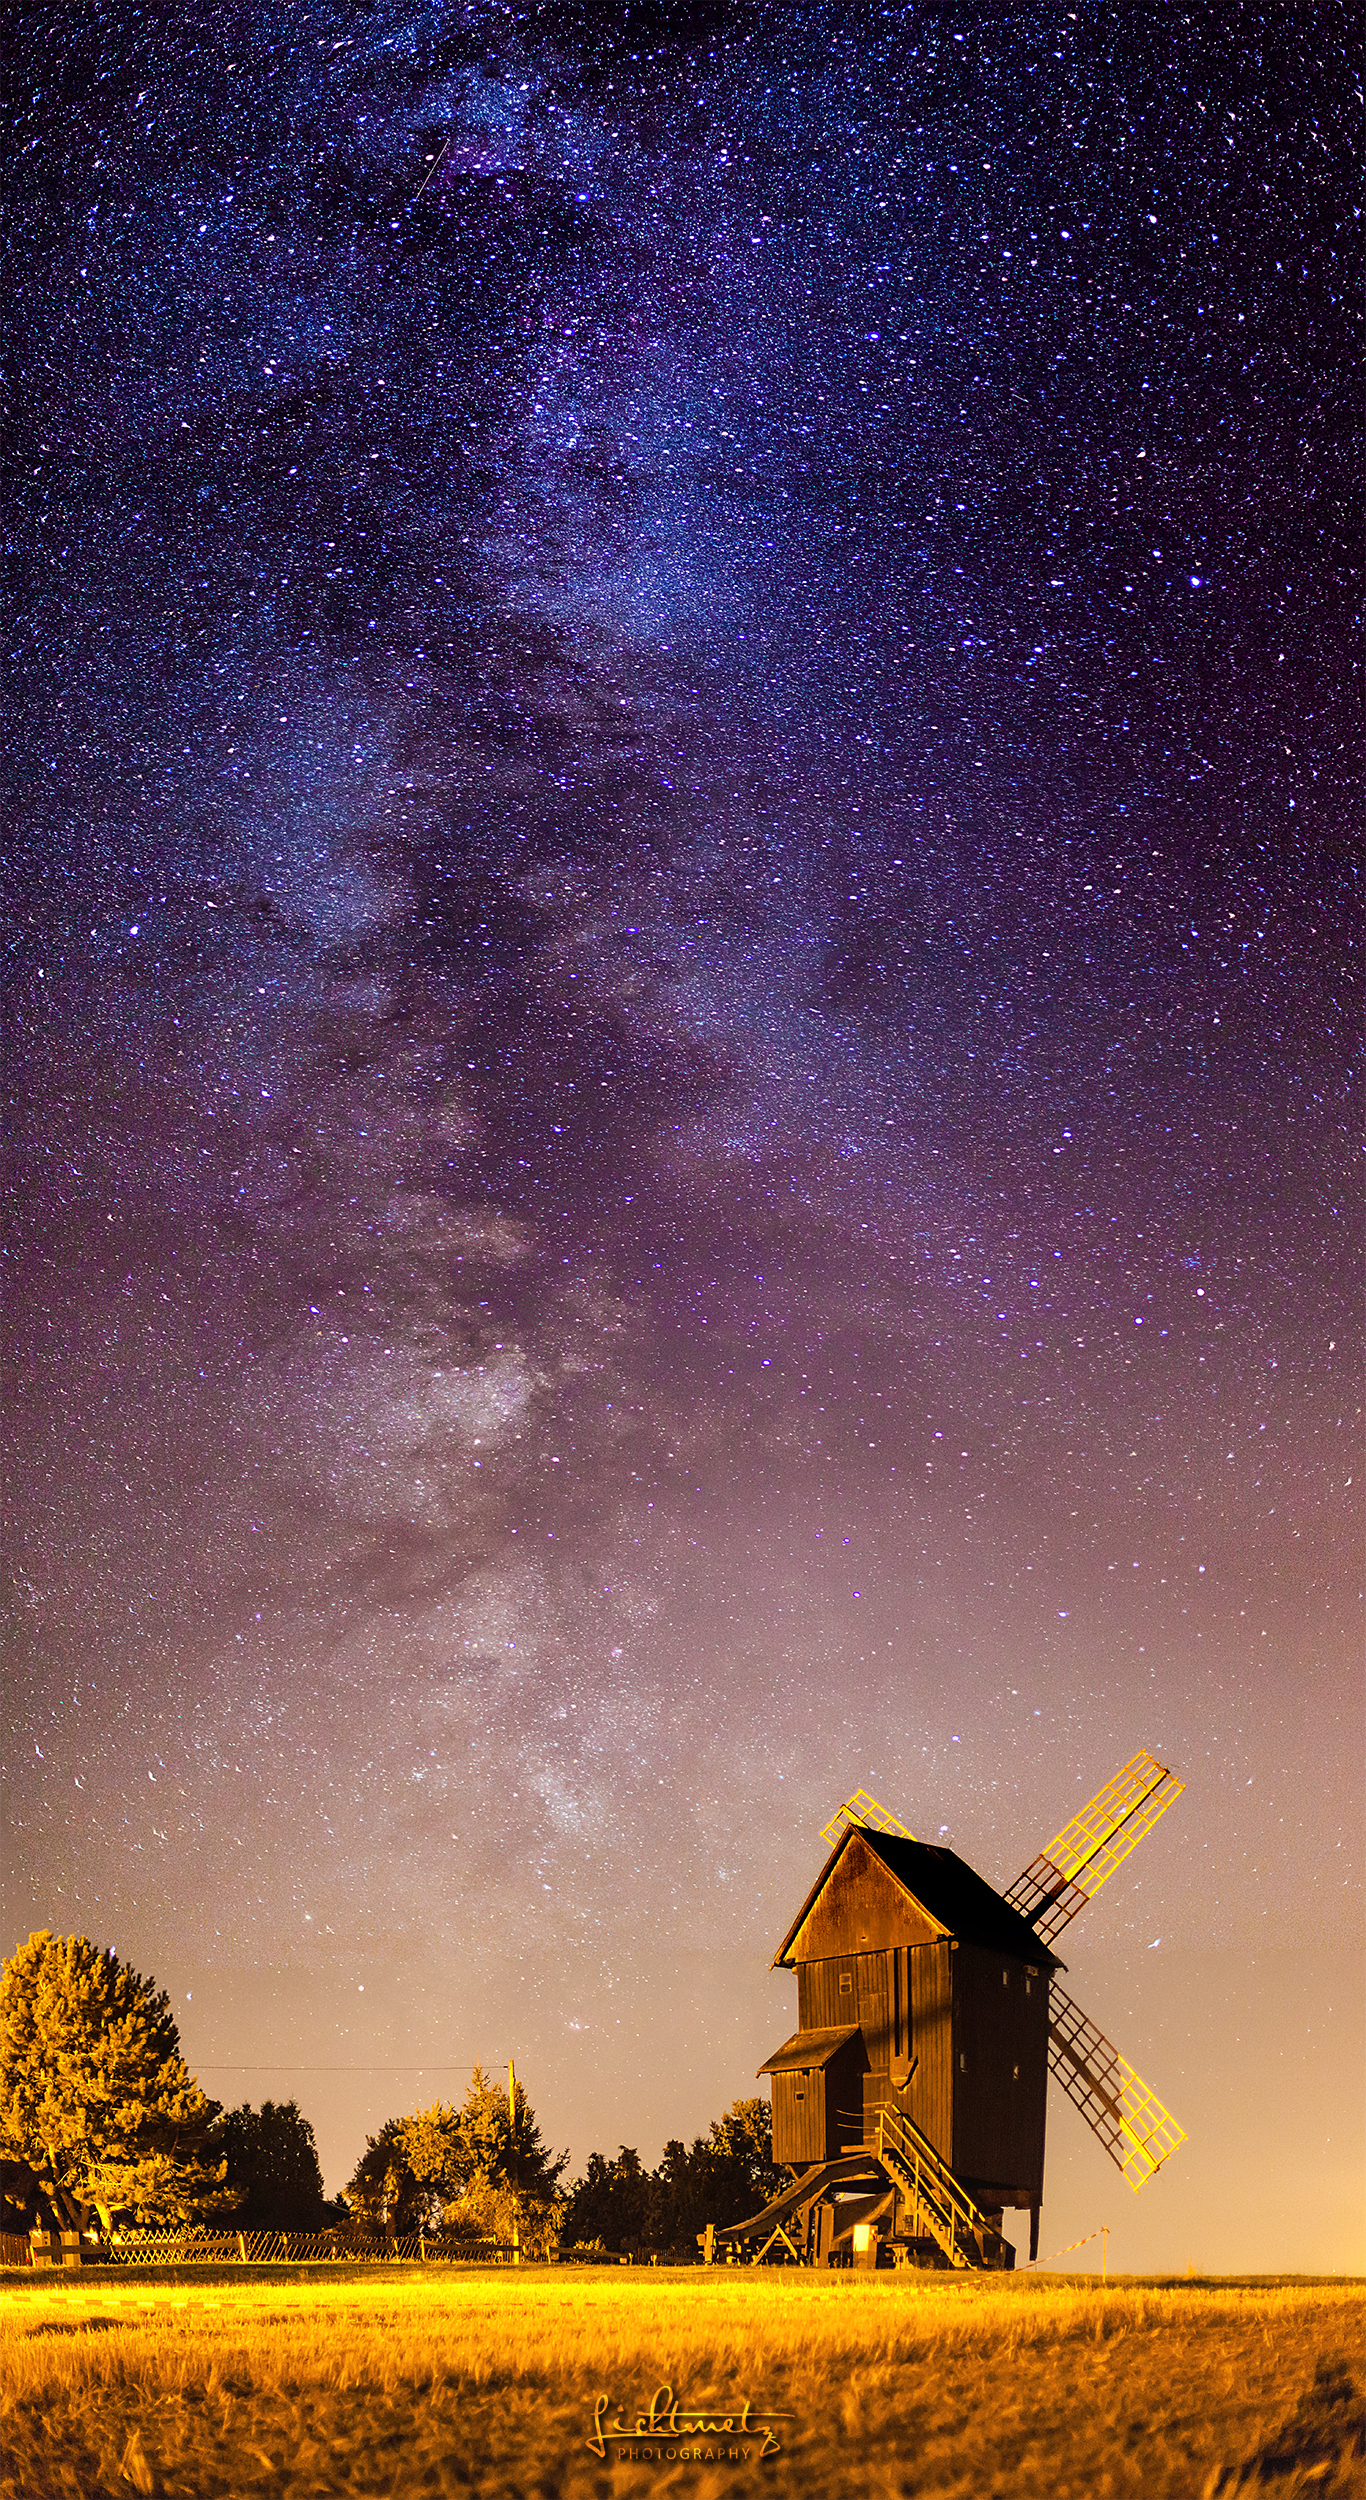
[0,2264,1361,2499]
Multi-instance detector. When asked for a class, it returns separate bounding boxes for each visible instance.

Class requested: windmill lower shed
[760,2026,865,2168]
[708,1756,1188,2270]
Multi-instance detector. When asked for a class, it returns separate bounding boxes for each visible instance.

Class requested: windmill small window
[838,1969,853,1995]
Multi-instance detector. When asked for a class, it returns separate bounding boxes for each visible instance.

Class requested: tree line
[343,2085,784,2255]
[0,1930,781,2251]
[556,2104,785,2253]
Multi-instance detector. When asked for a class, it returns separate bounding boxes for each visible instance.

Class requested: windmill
[707,1751,1186,2270]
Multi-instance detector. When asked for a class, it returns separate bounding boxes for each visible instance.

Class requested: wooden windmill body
[712,1754,1186,2269]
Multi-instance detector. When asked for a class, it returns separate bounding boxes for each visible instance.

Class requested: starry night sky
[6,0,1361,2267]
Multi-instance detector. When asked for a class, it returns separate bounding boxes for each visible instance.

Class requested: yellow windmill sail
[1048,1983,1186,2191]
[818,1790,916,1850]
[1005,1750,1184,1943]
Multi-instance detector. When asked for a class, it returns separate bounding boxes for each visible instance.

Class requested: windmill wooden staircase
[704,2111,1013,2270]
[873,2106,1014,2270]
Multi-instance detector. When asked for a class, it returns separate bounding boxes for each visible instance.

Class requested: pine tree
[344,2118,423,2234]
[222,2100,333,2229]
[0,1931,228,2226]
[432,2070,567,2254]
[444,2064,568,2199]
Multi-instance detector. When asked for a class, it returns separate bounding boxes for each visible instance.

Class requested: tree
[708,2096,786,2209]
[0,1931,228,2226]
[222,2100,337,2230]
[344,2118,424,2235]
[425,2065,567,2200]
[560,2145,659,2251]
[345,2069,567,2248]
[561,2097,788,2253]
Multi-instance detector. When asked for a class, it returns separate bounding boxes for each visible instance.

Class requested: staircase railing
[875,2105,1004,2270]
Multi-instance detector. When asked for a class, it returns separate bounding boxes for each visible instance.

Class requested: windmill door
[770,2066,826,2167]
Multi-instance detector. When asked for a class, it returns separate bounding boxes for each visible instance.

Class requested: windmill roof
[773,1826,1063,1969]
[757,2026,862,2076]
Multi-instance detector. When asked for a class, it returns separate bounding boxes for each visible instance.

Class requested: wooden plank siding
[798,1957,856,2031]
[770,2068,827,2167]
[906,1941,955,2160]
[796,1942,955,2162]
[950,1944,1048,2198]
[786,1835,944,1960]
[856,1953,889,2142]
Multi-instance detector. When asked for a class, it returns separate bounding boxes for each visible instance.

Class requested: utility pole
[509,2059,521,2263]
[1102,2224,1109,2285]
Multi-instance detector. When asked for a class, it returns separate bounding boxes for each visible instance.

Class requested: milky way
[5,0,1360,2264]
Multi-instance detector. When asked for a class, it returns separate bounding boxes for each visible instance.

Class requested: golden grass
[0,2265,1361,2498]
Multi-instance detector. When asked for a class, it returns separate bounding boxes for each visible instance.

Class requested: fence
[0,2228,691,2270]
[1,2228,520,2269]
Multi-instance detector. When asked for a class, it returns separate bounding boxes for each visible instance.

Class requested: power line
[194,2061,502,2074]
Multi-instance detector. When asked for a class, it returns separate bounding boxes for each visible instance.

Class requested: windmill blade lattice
[818,1790,916,1850]
[1005,1750,1185,1944]
[1048,1982,1186,2192]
